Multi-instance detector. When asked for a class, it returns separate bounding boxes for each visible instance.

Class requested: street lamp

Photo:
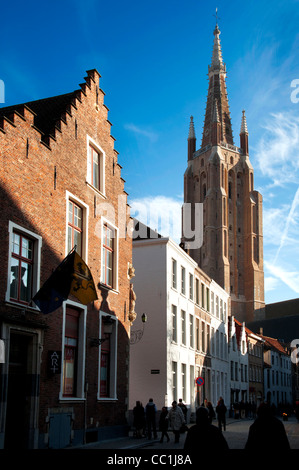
[130,313,147,345]
[90,315,114,347]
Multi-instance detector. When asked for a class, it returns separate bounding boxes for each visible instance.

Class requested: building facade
[182,24,265,324]
[261,334,293,409]
[0,70,132,448]
[129,227,229,421]
[228,317,249,409]
[247,328,264,409]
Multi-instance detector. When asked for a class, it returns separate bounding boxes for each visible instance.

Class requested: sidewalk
[71,416,245,450]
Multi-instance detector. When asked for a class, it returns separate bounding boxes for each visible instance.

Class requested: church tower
[182,22,265,323]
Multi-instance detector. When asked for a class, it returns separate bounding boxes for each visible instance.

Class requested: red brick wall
[0,69,132,442]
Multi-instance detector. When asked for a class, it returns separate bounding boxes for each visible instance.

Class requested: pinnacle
[240,110,249,134]
[188,116,196,139]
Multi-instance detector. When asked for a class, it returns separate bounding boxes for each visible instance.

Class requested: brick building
[0,70,133,448]
[182,24,265,324]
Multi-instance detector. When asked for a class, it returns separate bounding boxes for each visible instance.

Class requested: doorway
[4,332,37,449]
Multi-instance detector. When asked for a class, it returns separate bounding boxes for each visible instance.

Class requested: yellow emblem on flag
[70,251,98,304]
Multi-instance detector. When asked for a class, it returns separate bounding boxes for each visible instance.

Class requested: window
[181,267,185,295]
[189,314,194,348]
[7,222,42,307]
[172,259,177,289]
[201,284,205,308]
[206,288,210,312]
[172,305,177,342]
[211,291,214,315]
[195,279,200,305]
[63,307,80,397]
[196,318,200,350]
[101,220,118,290]
[182,364,186,401]
[99,313,118,400]
[201,321,205,352]
[68,200,83,255]
[181,310,186,345]
[172,362,177,402]
[10,232,33,304]
[87,136,105,194]
[62,303,86,399]
[189,274,193,300]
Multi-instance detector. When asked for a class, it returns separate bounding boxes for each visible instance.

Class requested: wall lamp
[90,315,114,347]
[130,313,147,345]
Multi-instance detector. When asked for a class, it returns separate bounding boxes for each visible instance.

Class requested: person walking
[245,402,290,450]
[167,400,186,443]
[132,401,145,438]
[216,397,227,431]
[178,398,188,421]
[159,406,170,443]
[207,401,215,424]
[145,398,157,439]
[184,407,229,454]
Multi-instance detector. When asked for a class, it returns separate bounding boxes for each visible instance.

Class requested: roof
[0,92,77,138]
[259,335,288,355]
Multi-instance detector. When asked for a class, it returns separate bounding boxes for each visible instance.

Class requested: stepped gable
[0,69,107,146]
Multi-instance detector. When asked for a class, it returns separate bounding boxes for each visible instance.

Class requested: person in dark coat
[216,397,227,431]
[207,401,215,424]
[145,398,157,439]
[245,402,290,451]
[159,406,170,443]
[133,401,145,438]
[184,407,229,453]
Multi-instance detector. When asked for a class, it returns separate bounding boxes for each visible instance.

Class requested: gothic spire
[188,115,196,139]
[201,24,234,149]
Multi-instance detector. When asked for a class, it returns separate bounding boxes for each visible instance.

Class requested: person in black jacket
[159,406,170,443]
[245,402,290,451]
[216,397,227,431]
[145,398,157,439]
[184,407,229,453]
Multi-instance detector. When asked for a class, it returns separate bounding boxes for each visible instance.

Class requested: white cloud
[255,112,299,186]
[264,261,299,294]
[124,123,158,142]
[265,276,279,293]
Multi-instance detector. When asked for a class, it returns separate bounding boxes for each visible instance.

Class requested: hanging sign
[195,376,205,387]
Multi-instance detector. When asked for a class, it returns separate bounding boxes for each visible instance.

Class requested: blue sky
[1,0,299,305]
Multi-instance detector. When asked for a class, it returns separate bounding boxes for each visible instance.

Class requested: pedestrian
[184,406,229,453]
[167,400,186,443]
[132,401,145,438]
[245,402,290,450]
[178,398,188,421]
[216,397,227,431]
[207,401,215,424]
[145,398,157,439]
[159,406,170,443]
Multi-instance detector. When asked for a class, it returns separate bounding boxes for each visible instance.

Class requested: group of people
[133,398,188,443]
[133,397,291,451]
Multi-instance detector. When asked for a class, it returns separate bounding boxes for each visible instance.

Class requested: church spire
[240,109,249,155]
[201,22,234,149]
[188,116,196,161]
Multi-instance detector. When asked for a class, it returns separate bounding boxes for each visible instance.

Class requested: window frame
[60,300,87,401]
[86,136,105,196]
[6,221,42,309]
[65,191,89,260]
[98,312,118,401]
[100,218,119,291]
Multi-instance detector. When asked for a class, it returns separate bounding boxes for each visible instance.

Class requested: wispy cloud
[264,261,299,294]
[273,187,299,262]
[254,112,299,186]
[124,123,158,143]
